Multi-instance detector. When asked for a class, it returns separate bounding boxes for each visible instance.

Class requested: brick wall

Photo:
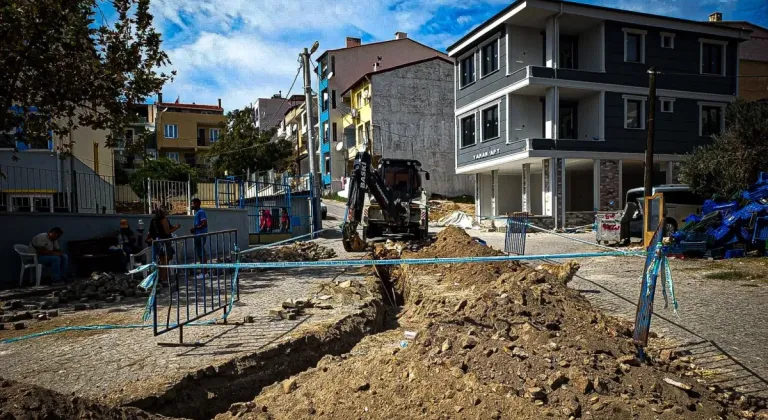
[599,159,621,211]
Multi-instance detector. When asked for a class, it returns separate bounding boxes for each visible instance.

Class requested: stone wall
[599,159,621,211]
[566,211,596,228]
[542,159,551,215]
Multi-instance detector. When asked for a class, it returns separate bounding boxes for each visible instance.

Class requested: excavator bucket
[342,223,366,252]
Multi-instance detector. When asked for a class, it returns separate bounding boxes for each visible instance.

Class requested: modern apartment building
[316,33,449,190]
[707,13,768,101]
[155,94,225,167]
[339,57,473,197]
[449,0,749,228]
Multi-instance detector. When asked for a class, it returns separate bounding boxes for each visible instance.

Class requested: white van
[624,184,705,235]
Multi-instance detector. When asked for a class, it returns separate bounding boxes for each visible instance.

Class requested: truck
[341,150,430,252]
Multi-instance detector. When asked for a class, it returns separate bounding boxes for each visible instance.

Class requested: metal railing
[151,229,239,343]
[147,178,190,215]
[0,165,140,214]
[505,212,529,255]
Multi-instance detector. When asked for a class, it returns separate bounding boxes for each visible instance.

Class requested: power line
[262,64,303,130]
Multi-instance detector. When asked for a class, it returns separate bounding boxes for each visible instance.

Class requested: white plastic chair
[14,244,41,287]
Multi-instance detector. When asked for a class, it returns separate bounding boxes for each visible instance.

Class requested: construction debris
[240,242,336,263]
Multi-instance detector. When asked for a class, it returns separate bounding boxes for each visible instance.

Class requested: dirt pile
[241,242,336,263]
[428,200,476,222]
[0,377,168,419]
[217,227,767,420]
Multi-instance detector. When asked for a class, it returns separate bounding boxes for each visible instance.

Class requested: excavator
[341,150,430,252]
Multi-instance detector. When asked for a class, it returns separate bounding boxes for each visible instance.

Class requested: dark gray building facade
[448,0,750,228]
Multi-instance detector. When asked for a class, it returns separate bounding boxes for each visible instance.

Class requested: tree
[129,158,197,199]
[680,100,768,198]
[1,0,173,155]
[205,107,293,177]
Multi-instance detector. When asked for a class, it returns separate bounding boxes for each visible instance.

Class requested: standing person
[146,208,180,283]
[190,198,208,280]
[280,207,290,233]
[30,227,68,283]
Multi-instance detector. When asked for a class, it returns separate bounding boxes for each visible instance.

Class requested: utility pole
[301,42,321,236]
[644,67,657,198]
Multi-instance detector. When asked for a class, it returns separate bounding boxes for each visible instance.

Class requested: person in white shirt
[30,227,68,283]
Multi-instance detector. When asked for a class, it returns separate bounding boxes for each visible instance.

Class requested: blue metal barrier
[632,223,664,359]
[151,229,239,344]
[504,212,529,255]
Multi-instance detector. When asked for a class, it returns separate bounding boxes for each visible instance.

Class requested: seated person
[118,219,141,269]
[30,227,69,283]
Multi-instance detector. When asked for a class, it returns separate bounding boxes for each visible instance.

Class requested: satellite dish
[335,142,344,151]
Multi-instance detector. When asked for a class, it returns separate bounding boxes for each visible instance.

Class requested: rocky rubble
[240,242,336,263]
[218,227,768,420]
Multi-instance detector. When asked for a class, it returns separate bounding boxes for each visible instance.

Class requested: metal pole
[301,46,319,238]
[148,178,152,214]
[644,67,656,198]
[187,174,191,215]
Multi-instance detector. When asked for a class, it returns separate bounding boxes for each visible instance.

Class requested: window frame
[698,101,726,137]
[209,128,221,142]
[321,89,329,112]
[699,38,727,76]
[660,32,675,49]
[480,102,500,142]
[166,151,180,162]
[459,113,477,149]
[660,97,675,113]
[623,95,646,130]
[164,124,178,139]
[480,36,500,78]
[459,50,476,88]
[8,194,53,213]
[622,28,647,64]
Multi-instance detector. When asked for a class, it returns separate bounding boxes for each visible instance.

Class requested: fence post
[187,174,191,215]
[214,179,219,208]
[71,170,79,213]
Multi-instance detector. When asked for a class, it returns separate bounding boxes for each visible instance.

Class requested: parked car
[624,184,705,238]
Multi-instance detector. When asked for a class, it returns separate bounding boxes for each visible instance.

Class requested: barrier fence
[150,229,239,343]
[504,212,529,255]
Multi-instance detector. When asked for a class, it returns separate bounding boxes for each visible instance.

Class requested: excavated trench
[123,263,398,420]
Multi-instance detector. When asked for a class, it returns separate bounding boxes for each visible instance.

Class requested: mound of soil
[0,377,166,419]
[241,242,337,263]
[218,227,767,420]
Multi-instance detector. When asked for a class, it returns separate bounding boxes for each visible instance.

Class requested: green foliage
[0,0,173,155]
[128,158,197,199]
[205,107,293,177]
[680,100,768,199]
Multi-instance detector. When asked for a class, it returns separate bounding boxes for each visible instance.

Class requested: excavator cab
[378,159,424,202]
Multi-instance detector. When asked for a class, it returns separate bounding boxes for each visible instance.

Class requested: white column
[542,158,554,216]
[491,169,499,217]
[474,173,481,222]
[666,161,674,184]
[545,87,559,139]
[545,16,559,68]
[522,163,531,213]
[558,158,566,229]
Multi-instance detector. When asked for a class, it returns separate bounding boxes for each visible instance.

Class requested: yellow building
[155,95,226,167]
[341,79,374,172]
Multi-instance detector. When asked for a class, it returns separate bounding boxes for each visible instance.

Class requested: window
[321,89,329,111]
[623,29,646,63]
[481,39,499,76]
[167,152,179,162]
[332,122,338,142]
[362,88,370,104]
[482,105,499,140]
[320,58,328,79]
[365,122,371,146]
[623,95,646,130]
[700,104,724,136]
[324,157,331,175]
[660,98,674,113]
[355,91,363,108]
[322,121,329,143]
[164,124,178,138]
[331,90,337,109]
[664,190,704,206]
[124,129,134,145]
[460,114,476,147]
[701,40,725,76]
[661,32,675,49]
[559,102,578,139]
[210,128,220,142]
[357,124,364,146]
[460,54,475,87]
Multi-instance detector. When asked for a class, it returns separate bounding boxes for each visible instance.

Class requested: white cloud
[456,15,473,25]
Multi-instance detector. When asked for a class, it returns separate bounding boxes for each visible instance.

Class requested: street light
[310,41,319,55]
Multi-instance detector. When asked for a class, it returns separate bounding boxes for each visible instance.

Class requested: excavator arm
[341,150,406,251]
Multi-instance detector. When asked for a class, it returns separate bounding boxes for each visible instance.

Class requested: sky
[127,0,768,111]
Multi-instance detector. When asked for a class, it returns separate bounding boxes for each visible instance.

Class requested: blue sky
[138,0,767,110]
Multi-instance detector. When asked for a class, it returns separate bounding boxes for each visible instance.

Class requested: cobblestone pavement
[0,216,365,402]
[464,228,768,397]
